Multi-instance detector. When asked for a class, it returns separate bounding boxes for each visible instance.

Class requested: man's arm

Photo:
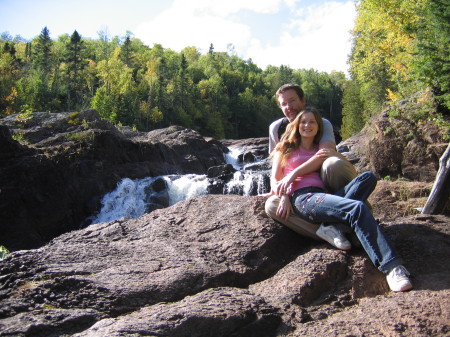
[320,119,336,150]
[268,119,280,154]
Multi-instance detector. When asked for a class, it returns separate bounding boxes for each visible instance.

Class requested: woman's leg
[293,192,403,273]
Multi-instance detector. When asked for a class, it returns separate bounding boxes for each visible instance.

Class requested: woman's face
[298,112,319,138]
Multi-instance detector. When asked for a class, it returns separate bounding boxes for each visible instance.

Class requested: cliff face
[0,110,227,250]
[0,108,449,336]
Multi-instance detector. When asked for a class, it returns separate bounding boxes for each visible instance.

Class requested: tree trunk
[422,142,450,214]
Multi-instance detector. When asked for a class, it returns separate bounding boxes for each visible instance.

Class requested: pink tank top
[283,146,326,194]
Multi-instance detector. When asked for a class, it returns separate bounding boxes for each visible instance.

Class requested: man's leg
[265,195,320,240]
[320,156,357,193]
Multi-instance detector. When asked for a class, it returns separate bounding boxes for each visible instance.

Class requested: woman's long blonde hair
[273,107,323,167]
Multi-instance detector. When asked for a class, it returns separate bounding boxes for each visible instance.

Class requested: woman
[271,107,413,292]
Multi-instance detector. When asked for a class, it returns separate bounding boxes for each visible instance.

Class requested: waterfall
[224,146,242,170]
[90,174,208,225]
[90,177,155,224]
[88,146,270,226]
[166,174,209,205]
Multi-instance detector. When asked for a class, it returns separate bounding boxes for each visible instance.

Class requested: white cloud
[249,1,356,73]
[135,4,254,53]
[179,0,283,16]
[135,0,356,73]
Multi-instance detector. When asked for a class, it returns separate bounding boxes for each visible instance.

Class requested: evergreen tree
[120,35,133,67]
[33,27,53,74]
[65,30,87,110]
[22,27,54,111]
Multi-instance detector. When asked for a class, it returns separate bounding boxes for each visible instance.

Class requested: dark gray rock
[0,112,226,250]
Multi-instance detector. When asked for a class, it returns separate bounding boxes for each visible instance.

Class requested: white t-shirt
[268,117,335,153]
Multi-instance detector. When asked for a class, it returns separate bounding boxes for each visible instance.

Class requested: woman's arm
[271,151,294,220]
[276,148,337,196]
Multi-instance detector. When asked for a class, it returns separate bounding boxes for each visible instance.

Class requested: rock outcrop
[338,92,448,181]
[1,107,449,336]
[0,195,448,336]
[0,111,226,250]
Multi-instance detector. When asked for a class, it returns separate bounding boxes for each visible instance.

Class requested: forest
[0,0,449,140]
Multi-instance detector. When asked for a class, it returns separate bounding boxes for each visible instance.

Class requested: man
[264,83,357,243]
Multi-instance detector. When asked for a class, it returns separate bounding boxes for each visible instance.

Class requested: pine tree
[33,27,53,74]
[65,30,87,110]
[120,35,132,67]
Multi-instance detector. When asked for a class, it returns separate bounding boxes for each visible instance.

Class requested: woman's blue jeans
[292,171,403,274]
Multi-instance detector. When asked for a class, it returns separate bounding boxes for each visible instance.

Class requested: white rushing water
[90,174,209,225]
[166,174,209,205]
[224,146,242,170]
[89,146,270,226]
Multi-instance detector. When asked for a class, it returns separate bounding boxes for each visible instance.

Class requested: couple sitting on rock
[263,83,413,293]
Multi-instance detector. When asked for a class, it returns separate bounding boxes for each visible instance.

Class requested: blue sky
[0,0,357,74]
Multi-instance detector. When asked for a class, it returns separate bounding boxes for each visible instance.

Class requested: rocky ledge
[0,195,449,336]
[1,107,449,336]
[0,110,228,251]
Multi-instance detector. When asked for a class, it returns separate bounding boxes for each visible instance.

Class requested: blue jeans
[292,172,403,274]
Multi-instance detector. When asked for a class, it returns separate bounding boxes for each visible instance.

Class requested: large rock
[0,195,449,336]
[338,92,448,181]
[0,111,226,250]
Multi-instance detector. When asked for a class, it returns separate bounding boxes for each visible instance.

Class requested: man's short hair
[275,83,305,107]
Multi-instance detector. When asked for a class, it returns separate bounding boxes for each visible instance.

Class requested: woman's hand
[259,190,275,198]
[276,195,293,220]
[276,174,294,197]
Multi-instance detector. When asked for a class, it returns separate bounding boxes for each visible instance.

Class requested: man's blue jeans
[292,171,403,274]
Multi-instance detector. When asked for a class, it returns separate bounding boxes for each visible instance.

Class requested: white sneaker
[386,265,413,292]
[316,224,351,250]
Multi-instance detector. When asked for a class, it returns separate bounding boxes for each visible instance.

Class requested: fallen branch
[422,142,450,214]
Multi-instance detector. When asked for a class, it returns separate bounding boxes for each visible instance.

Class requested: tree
[0,42,20,115]
[21,27,55,111]
[349,0,421,117]
[341,80,366,139]
[413,0,450,110]
[64,30,87,110]
[33,27,53,74]
[120,35,133,67]
[92,48,135,124]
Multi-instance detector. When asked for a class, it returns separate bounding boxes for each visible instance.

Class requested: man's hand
[314,148,336,159]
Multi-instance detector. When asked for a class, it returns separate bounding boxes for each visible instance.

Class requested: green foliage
[345,0,450,139]
[1,27,347,139]
[0,245,9,260]
[65,130,94,143]
[341,81,366,139]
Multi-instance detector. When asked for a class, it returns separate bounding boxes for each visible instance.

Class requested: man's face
[277,89,306,122]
